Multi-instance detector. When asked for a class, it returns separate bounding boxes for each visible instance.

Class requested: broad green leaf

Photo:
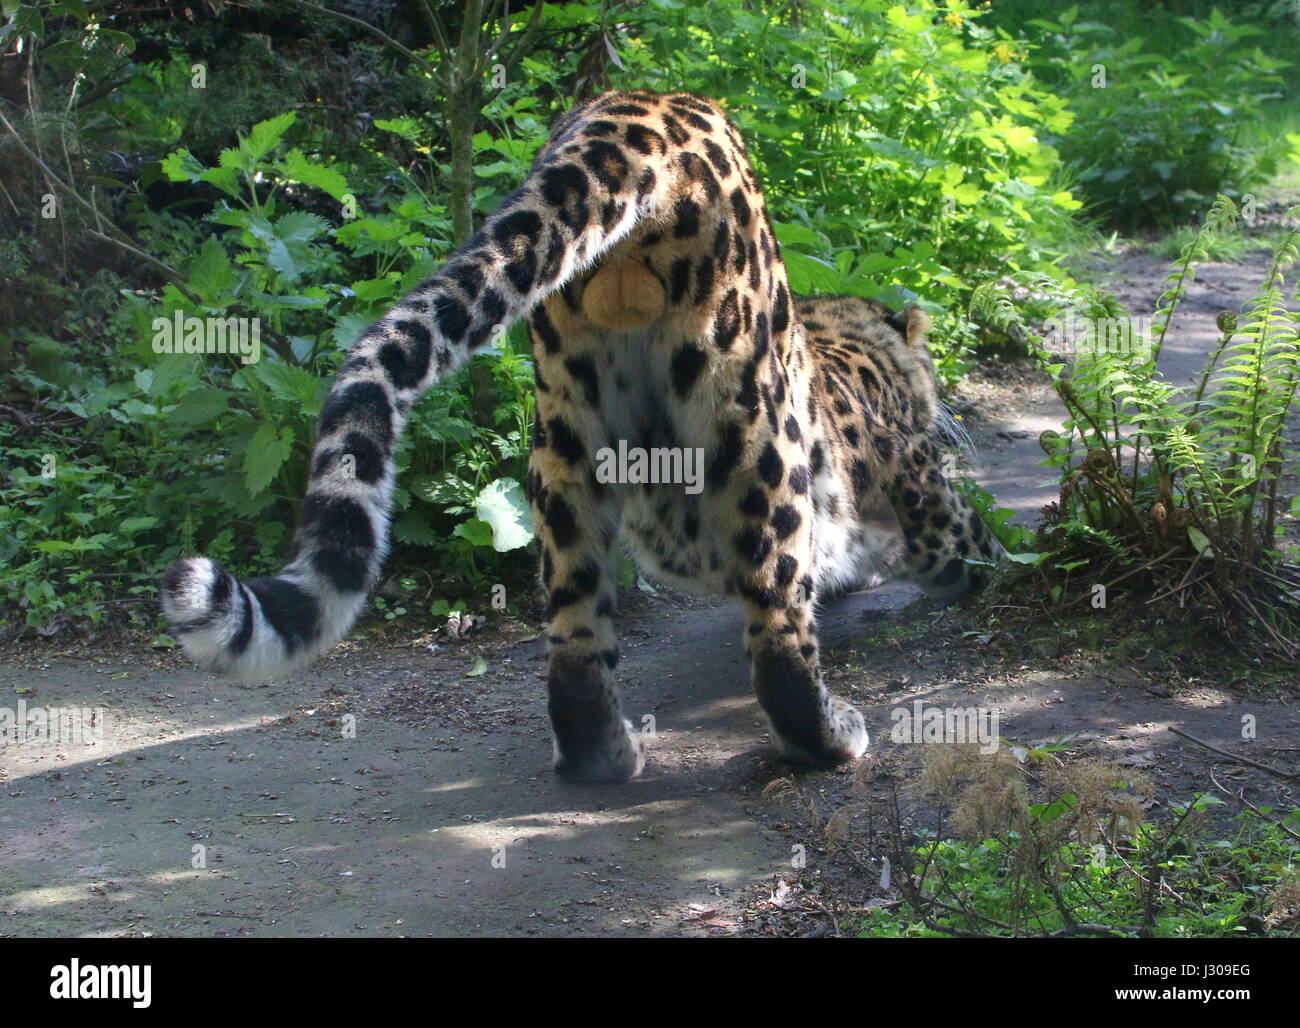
[254,362,325,416]
[160,148,205,183]
[244,422,295,496]
[35,540,78,553]
[333,312,374,351]
[120,398,159,420]
[187,238,236,303]
[168,387,230,428]
[473,478,533,551]
[783,251,842,294]
[248,211,328,283]
[198,164,241,198]
[241,111,297,164]
[279,148,351,202]
[453,518,495,548]
[374,117,422,141]
[394,510,439,546]
[772,222,826,248]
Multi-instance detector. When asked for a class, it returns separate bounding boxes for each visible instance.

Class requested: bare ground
[2,247,1297,938]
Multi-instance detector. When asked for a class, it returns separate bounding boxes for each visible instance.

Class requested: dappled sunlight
[432,804,773,886]
[657,694,757,724]
[5,867,206,913]
[422,777,483,794]
[1176,690,1239,710]
[2,711,294,783]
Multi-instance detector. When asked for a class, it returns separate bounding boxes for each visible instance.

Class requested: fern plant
[972,199,1300,658]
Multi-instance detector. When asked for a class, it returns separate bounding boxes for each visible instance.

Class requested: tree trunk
[446,0,484,246]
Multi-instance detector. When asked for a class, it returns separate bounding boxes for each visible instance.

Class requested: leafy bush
[3,98,544,628]
[607,0,1083,382]
[1025,5,1290,228]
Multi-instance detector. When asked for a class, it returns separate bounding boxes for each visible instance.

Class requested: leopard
[160,90,1005,782]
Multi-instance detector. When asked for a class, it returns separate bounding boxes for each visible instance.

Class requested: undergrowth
[768,745,1300,938]
[968,197,1300,661]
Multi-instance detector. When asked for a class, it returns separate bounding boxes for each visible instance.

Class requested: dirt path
[2,249,1295,938]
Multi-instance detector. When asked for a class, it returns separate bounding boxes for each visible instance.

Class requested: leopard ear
[889,305,932,347]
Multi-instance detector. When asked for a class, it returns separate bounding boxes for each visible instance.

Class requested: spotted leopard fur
[161,90,1005,781]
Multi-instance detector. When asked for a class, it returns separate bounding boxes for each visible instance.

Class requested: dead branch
[1169,726,1300,780]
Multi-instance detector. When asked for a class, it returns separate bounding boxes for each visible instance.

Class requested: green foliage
[1025,5,1291,227]
[1149,222,1289,265]
[973,199,1300,658]
[2,0,1093,629]
[600,0,1082,383]
[953,478,1039,558]
[848,743,1300,938]
[3,93,542,626]
[861,796,1300,938]
[772,738,1300,938]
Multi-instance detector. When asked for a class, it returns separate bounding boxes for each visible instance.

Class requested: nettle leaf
[160,148,205,183]
[393,510,439,546]
[254,362,324,415]
[374,116,423,142]
[783,251,842,295]
[773,221,827,248]
[198,164,241,199]
[250,290,328,310]
[473,477,533,551]
[333,312,374,351]
[335,216,408,248]
[279,148,351,202]
[187,237,236,303]
[274,210,330,244]
[248,211,328,283]
[854,253,900,275]
[168,387,229,428]
[349,276,401,303]
[241,111,297,165]
[120,398,159,420]
[244,422,295,496]
[146,352,202,398]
